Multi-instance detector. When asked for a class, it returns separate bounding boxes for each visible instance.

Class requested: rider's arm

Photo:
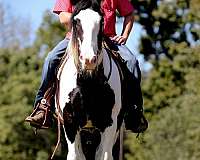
[121,13,134,43]
[53,0,73,30]
[111,0,134,45]
[59,12,72,31]
[111,12,134,45]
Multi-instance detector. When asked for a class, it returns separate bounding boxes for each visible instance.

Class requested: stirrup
[25,98,52,129]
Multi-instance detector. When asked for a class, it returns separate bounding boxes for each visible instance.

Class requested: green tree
[125,44,200,160]
[125,1,200,159]
[0,2,66,159]
[131,0,198,60]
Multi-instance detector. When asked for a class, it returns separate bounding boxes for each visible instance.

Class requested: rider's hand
[111,35,127,45]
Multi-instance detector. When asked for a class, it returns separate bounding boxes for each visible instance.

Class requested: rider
[25,0,142,131]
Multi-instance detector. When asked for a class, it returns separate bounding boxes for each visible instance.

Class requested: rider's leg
[34,38,69,106]
[118,45,145,132]
[118,45,138,74]
[25,38,69,127]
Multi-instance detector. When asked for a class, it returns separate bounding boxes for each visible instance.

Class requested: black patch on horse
[80,128,101,160]
[63,68,115,143]
[71,0,102,15]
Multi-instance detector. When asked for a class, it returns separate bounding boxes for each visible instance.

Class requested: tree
[34,11,66,55]
[124,1,200,159]
[0,2,66,159]
[131,0,199,60]
[0,49,67,160]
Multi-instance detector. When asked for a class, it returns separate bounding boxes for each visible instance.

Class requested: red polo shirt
[53,0,134,37]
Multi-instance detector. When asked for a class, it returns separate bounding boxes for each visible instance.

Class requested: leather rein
[50,41,124,159]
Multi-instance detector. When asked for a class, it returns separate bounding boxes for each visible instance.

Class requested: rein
[102,41,124,82]
[50,46,103,159]
[102,42,112,81]
[102,41,128,130]
[50,40,125,159]
[49,52,68,160]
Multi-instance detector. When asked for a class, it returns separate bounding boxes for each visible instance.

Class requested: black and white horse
[56,1,123,159]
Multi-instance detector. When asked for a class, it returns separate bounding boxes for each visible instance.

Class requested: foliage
[34,11,66,53]
[131,0,199,60]
[0,2,66,159]
[125,45,200,160]
[125,1,200,160]
[0,48,59,160]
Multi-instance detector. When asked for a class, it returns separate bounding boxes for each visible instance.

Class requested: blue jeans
[118,45,141,81]
[34,38,69,107]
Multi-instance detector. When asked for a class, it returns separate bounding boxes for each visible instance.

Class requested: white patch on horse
[74,9,101,70]
[59,56,77,109]
[56,50,81,160]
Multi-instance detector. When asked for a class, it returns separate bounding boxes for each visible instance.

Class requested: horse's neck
[58,55,78,111]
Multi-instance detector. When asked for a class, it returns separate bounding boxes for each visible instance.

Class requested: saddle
[26,36,148,135]
[103,36,148,133]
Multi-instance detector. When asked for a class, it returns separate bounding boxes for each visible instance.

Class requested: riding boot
[122,59,148,133]
[25,85,56,129]
[25,99,53,129]
[124,105,148,133]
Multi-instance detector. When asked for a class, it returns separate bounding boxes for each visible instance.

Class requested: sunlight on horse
[56,7,123,160]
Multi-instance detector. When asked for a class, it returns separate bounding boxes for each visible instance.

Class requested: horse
[55,2,123,160]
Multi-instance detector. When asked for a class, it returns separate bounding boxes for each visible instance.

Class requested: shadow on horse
[55,1,124,160]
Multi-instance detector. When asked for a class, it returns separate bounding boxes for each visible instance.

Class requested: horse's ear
[70,0,79,5]
[93,0,102,5]
[91,0,102,13]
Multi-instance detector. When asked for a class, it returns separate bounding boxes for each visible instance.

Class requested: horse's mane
[71,0,102,15]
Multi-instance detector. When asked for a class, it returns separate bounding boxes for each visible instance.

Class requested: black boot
[124,105,148,133]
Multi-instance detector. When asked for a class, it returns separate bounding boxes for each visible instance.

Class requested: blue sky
[2,0,55,31]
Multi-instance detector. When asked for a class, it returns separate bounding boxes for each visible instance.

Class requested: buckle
[41,99,47,105]
[134,105,137,109]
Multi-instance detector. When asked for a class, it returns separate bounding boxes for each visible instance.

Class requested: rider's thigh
[45,38,69,64]
[118,45,137,73]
